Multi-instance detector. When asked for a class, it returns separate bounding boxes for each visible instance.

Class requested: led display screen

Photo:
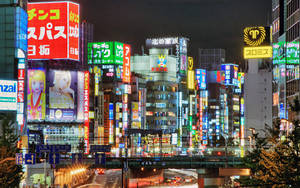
[28,1,79,60]
[0,80,17,111]
[27,69,46,120]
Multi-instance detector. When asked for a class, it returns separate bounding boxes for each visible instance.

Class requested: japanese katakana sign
[28,1,79,60]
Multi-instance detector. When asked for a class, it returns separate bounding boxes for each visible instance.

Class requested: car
[184,176,193,183]
[96,168,105,175]
[174,176,182,183]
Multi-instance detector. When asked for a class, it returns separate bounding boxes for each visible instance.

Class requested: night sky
[30,0,272,63]
[79,0,272,63]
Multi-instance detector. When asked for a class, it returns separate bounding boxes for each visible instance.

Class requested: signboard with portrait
[27,69,46,120]
[47,70,77,121]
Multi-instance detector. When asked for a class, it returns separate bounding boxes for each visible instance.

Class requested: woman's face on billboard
[32,80,43,93]
[56,73,69,90]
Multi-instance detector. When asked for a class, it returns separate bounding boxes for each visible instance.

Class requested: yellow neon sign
[187,70,195,90]
[188,57,193,70]
[244,27,268,46]
[243,46,272,59]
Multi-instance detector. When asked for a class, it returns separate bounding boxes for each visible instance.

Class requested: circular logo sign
[244,27,267,46]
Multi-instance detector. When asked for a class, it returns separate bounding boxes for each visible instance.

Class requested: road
[77,169,122,188]
[78,169,197,188]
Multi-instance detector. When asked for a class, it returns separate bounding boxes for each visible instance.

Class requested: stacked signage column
[27,2,85,155]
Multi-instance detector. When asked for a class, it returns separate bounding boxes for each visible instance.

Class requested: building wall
[245,60,272,138]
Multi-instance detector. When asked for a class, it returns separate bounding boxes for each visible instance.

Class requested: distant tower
[197,49,225,71]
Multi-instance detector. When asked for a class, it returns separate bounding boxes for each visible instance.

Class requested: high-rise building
[0,0,28,136]
[0,0,27,79]
[80,20,94,66]
[197,49,225,71]
[272,0,300,132]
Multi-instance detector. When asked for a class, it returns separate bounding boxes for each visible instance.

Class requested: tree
[238,98,300,187]
[0,113,23,187]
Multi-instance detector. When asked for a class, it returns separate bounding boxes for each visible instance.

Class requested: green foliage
[0,113,23,187]
[238,100,300,187]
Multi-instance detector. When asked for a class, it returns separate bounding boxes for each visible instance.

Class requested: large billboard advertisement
[0,80,17,111]
[47,70,77,121]
[28,1,79,60]
[27,69,46,120]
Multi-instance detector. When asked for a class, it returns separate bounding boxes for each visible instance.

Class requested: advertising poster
[28,2,79,60]
[27,69,46,120]
[180,55,187,74]
[47,70,77,121]
[131,102,139,121]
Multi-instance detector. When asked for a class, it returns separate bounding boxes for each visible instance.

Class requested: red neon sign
[151,67,168,72]
[123,44,131,83]
[28,2,79,60]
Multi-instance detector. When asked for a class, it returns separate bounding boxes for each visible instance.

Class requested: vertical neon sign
[84,71,89,154]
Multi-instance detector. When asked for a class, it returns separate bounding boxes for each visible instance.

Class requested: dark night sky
[31,0,272,62]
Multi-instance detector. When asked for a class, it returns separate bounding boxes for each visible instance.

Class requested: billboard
[87,42,130,65]
[195,69,206,90]
[0,80,17,111]
[28,1,79,60]
[47,70,77,121]
[243,27,271,47]
[123,44,131,83]
[27,69,46,120]
[83,72,89,153]
[221,64,238,85]
[16,7,28,53]
[286,42,299,64]
[273,41,299,64]
[145,37,179,48]
[243,46,273,59]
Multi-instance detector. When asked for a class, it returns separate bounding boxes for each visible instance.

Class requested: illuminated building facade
[131,49,178,155]
[272,0,300,133]
[201,64,245,156]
